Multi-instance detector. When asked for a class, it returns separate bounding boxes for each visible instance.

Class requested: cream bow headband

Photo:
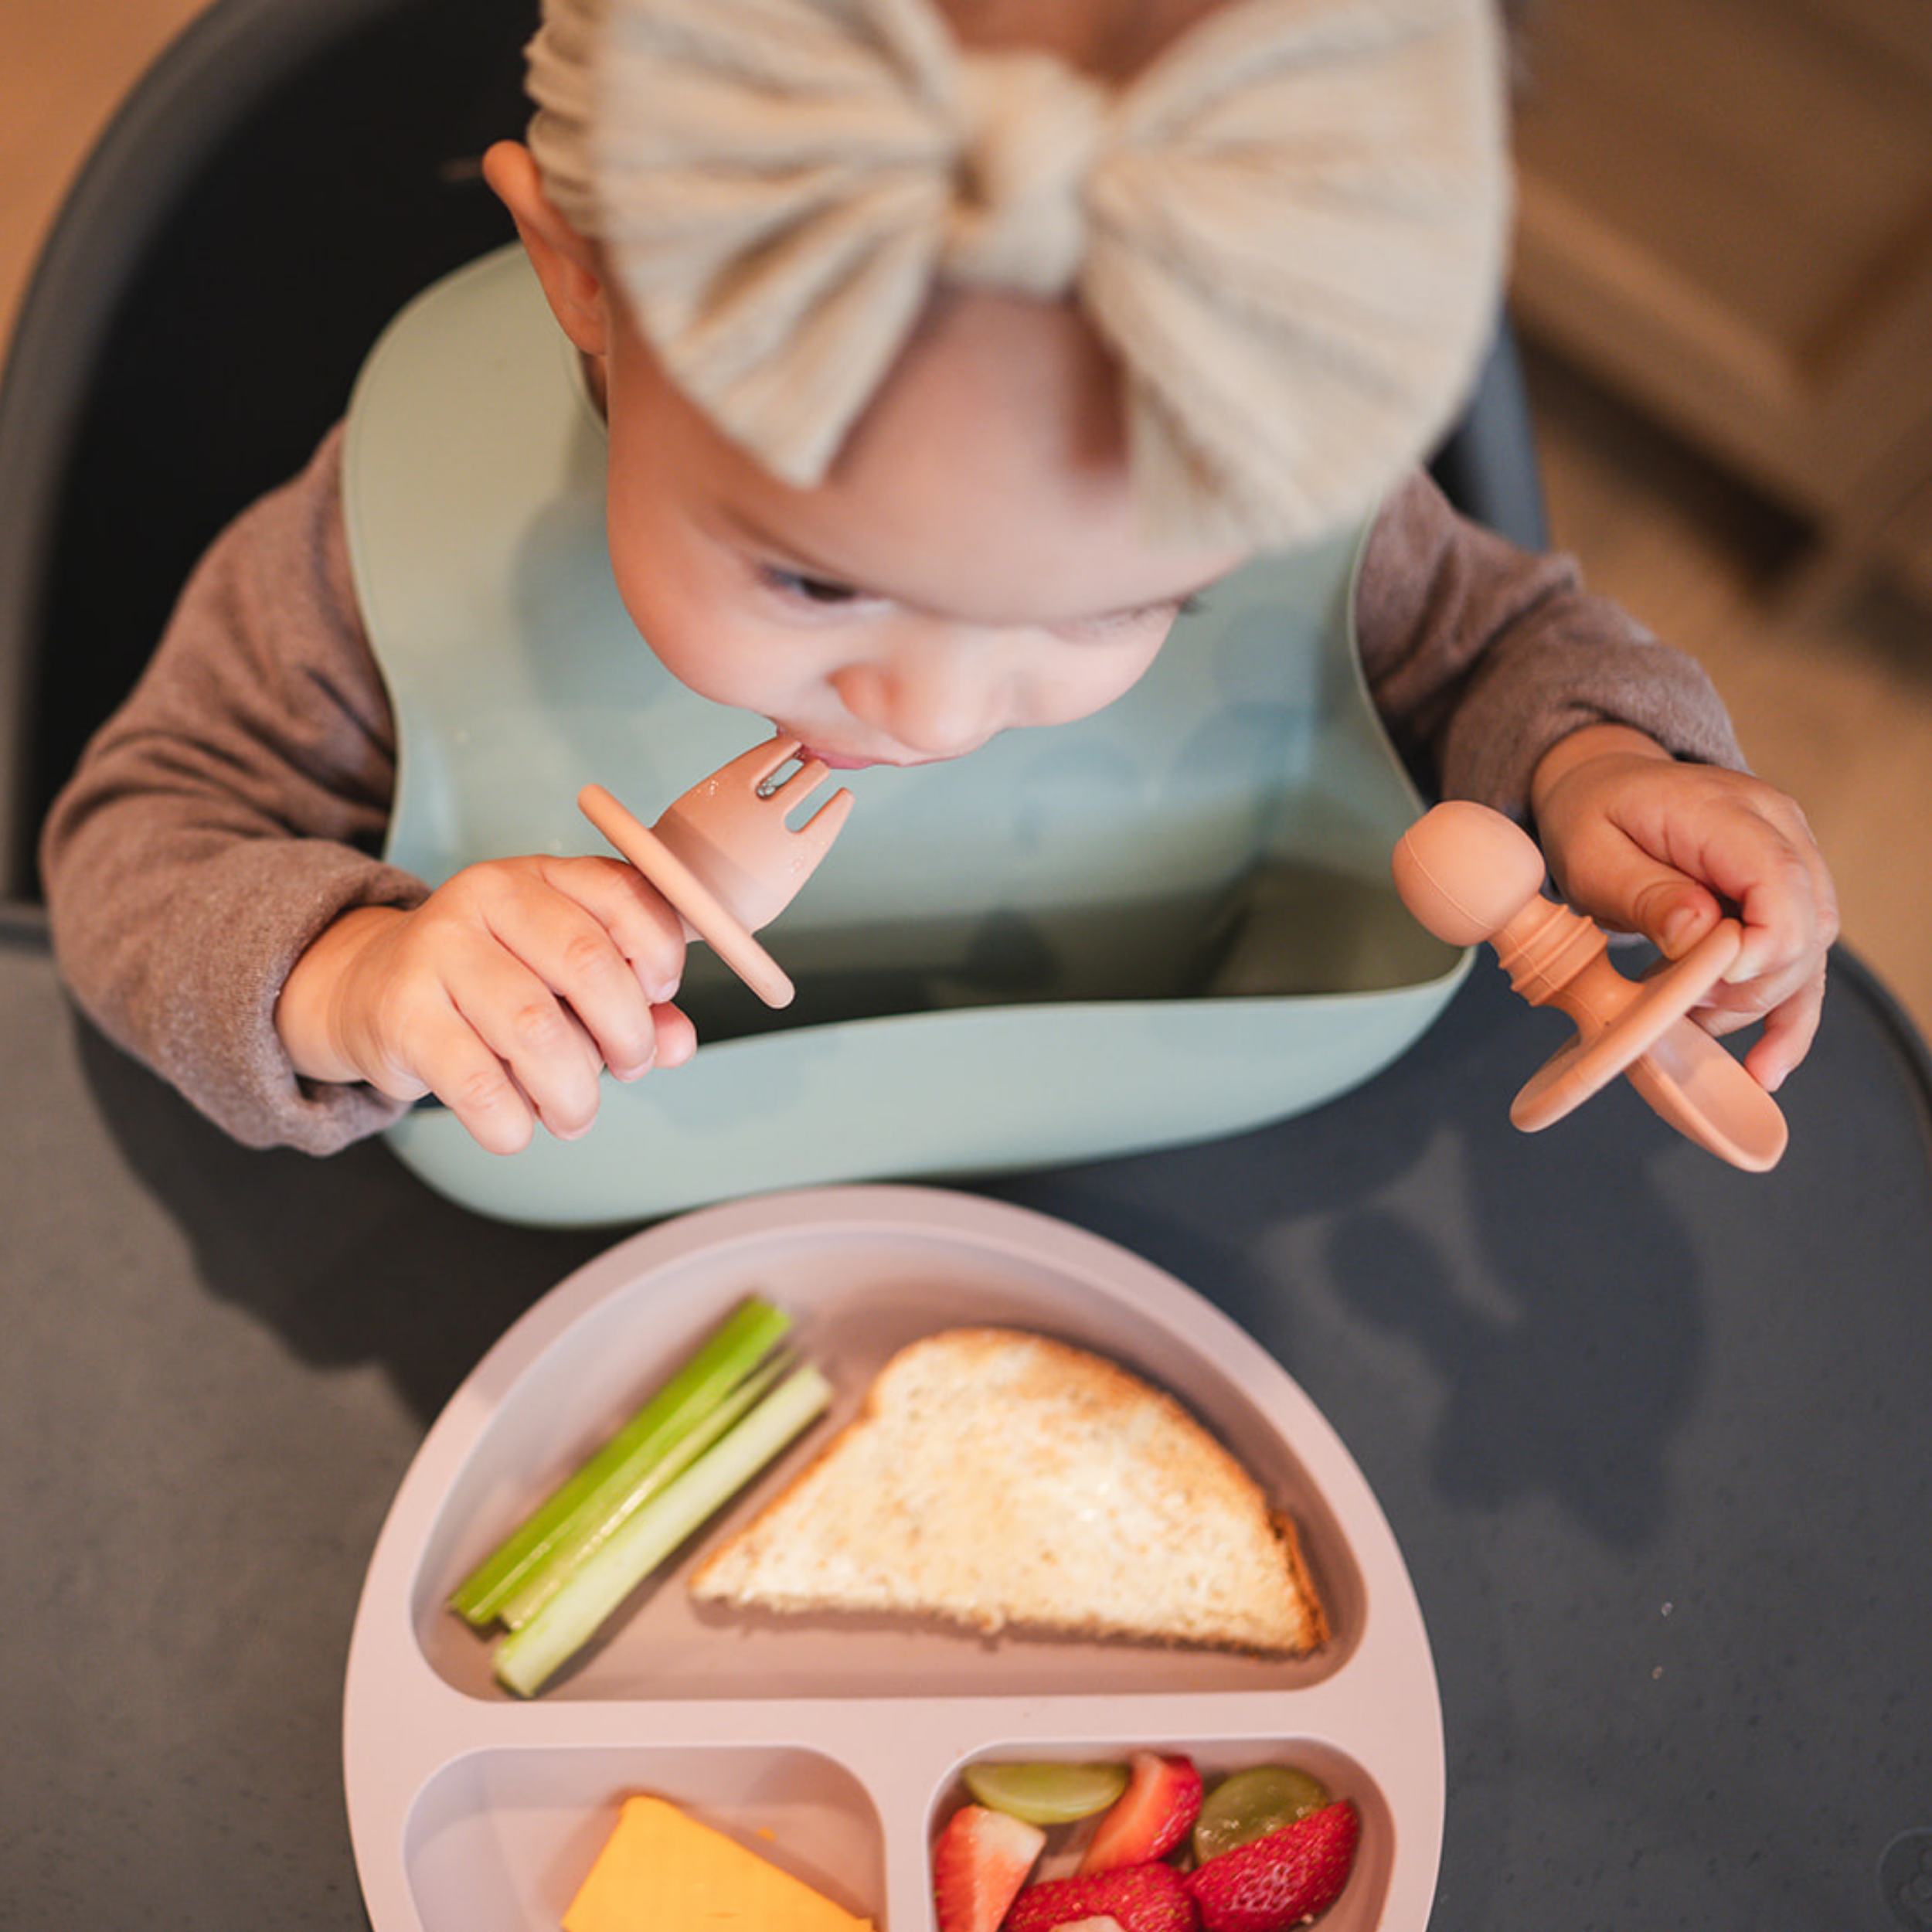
[526,0,1511,549]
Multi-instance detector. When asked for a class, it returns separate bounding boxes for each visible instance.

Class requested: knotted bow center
[942,51,1107,298]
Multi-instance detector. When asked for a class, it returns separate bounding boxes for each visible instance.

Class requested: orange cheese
[562,1794,875,1932]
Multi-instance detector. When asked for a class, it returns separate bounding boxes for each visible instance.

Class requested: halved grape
[962,1760,1131,1825]
[1192,1766,1331,1862]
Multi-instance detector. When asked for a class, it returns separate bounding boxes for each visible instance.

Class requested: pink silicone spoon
[1393,799,1787,1171]
[579,736,854,1009]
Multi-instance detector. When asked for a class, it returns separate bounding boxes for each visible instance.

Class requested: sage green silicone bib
[343,247,1465,1226]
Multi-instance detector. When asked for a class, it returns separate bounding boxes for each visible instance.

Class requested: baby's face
[597,287,1249,770]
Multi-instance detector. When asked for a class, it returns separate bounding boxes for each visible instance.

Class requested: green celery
[495,1349,793,1630]
[493,1360,833,1698]
[448,1295,792,1628]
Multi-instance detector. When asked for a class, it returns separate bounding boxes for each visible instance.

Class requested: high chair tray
[344,1185,1444,1930]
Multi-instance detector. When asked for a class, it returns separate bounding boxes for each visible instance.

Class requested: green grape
[961,1760,1131,1825]
[1192,1766,1331,1862]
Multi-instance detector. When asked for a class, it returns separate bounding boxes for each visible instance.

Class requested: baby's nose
[835,631,1012,760]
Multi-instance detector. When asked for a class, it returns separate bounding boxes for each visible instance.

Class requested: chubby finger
[1691,854,1836,1094]
[1746,963,1828,1091]
[545,855,688,991]
[1723,862,1839,997]
[1631,783,1834,972]
[444,942,610,1141]
[469,859,672,1084]
[532,855,689,1073]
[426,984,692,1155]
[406,1002,543,1155]
[650,1000,699,1069]
[1697,957,1828,1092]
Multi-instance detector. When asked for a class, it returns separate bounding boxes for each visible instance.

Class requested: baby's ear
[482,141,611,358]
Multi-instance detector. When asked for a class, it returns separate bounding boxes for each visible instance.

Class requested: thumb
[1621,871,1723,961]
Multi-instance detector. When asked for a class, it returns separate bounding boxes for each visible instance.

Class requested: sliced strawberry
[932,1803,1046,1932]
[1185,1801,1359,1932]
[1005,1859,1201,1932]
[1077,1751,1205,1873]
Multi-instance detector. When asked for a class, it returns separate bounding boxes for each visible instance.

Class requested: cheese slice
[562,1794,875,1932]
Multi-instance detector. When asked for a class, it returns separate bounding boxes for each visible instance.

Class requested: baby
[41,0,1836,1166]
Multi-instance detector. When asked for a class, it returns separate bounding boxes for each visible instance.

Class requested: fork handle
[578,784,796,1009]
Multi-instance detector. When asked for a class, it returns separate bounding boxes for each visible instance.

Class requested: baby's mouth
[794,736,995,772]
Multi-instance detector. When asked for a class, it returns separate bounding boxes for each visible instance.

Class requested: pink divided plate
[343,1185,1444,1930]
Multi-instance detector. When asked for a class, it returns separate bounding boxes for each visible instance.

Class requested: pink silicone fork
[1393,799,1787,1171]
[579,736,854,1009]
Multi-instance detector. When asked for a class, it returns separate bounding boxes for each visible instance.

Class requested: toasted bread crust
[689,1328,1327,1655]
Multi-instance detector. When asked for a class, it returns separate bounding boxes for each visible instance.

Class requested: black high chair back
[0,0,538,905]
[0,0,1546,908]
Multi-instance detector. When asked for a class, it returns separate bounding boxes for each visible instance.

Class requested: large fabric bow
[529,0,1511,548]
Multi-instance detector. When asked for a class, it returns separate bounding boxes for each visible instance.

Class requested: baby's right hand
[276,855,696,1154]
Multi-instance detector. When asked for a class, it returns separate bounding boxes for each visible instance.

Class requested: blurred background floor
[5,0,1929,1050]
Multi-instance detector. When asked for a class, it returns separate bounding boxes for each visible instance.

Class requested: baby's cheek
[1026,629,1171,727]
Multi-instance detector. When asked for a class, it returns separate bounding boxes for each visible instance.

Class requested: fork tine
[670,734,851,847]
[787,781,855,857]
[762,756,830,804]
[704,735,805,794]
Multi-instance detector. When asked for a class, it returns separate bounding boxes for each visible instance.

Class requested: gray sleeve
[1355,468,1746,819]
[39,427,428,1152]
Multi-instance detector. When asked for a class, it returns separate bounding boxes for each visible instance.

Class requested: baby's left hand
[1530,724,1840,1092]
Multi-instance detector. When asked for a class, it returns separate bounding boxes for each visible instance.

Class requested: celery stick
[493,1361,832,1698]
[495,1349,792,1630]
[449,1295,792,1627]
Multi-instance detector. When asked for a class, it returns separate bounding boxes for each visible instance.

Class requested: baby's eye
[1057,591,1207,641]
[759,564,863,606]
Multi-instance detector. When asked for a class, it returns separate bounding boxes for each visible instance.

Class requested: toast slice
[689,1327,1328,1655]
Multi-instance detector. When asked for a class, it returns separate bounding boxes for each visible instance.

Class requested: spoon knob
[1391,797,1548,946]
